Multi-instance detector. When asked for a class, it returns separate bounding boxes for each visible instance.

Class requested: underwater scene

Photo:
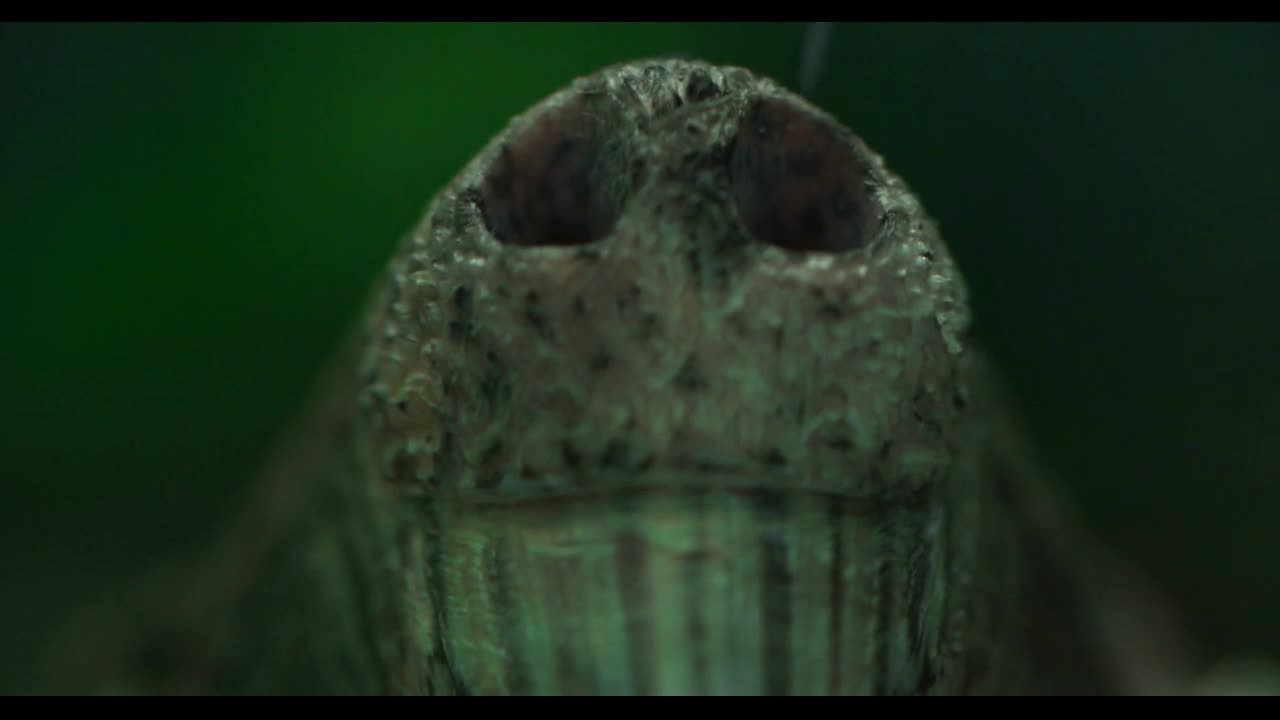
[2,22,1278,694]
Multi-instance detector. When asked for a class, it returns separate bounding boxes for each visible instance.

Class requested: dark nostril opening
[479,96,629,247]
[730,98,880,253]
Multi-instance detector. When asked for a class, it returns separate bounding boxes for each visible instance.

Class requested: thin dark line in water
[799,22,835,98]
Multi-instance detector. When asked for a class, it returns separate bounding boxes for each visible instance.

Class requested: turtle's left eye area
[479,96,628,247]
[730,98,880,253]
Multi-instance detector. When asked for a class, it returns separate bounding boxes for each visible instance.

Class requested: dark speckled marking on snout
[452,285,473,315]
[560,441,582,470]
[674,357,707,393]
[817,301,843,320]
[475,442,504,491]
[589,350,612,372]
[614,283,641,315]
[600,439,630,468]
[762,448,787,467]
[824,435,852,451]
[449,285,474,340]
[478,371,504,413]
[523,290,553,339]
[730,98,879,253]
[636,313,659,341]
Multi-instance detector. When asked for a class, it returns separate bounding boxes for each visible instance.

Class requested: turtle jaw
[418,479,946,696]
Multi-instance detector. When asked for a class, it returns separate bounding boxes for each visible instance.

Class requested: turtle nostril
[479,96,630,248]
[730,98,880,253]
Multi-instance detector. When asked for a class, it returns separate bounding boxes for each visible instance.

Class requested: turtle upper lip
[453,464,887,513]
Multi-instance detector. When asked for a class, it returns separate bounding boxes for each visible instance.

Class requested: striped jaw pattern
[358,59,975,695]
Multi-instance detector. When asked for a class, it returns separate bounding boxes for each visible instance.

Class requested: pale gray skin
[46,59,1262,695]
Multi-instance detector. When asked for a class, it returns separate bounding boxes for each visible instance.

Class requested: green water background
[3,22,1277,692]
